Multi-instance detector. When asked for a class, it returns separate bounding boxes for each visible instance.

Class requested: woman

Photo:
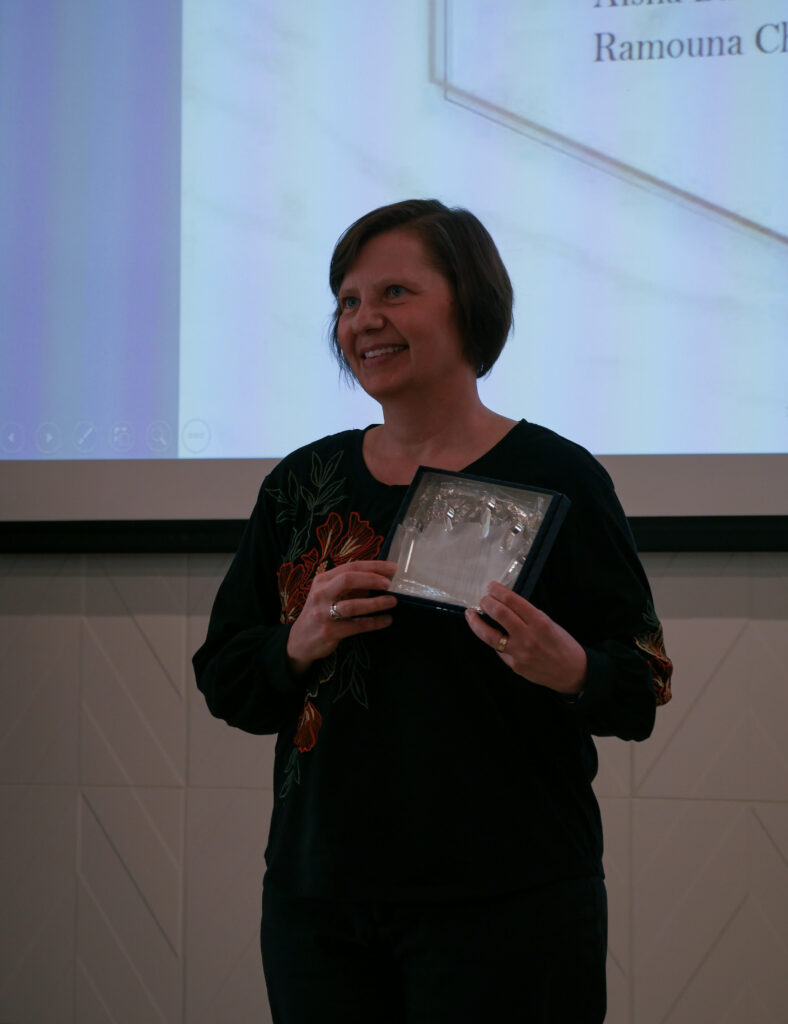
[194,199,672,1023]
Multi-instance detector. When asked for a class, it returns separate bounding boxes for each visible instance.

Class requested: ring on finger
[497,634,508,654]
[328,602,343,621]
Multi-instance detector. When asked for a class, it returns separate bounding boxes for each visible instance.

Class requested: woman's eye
[386,285,405,298]
[340,296,358,310]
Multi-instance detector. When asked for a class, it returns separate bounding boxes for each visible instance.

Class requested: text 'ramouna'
[595,24,788,60]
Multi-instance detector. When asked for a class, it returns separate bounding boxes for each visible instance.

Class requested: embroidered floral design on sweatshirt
[266,449,347,562]
[276,511,383,624]
[294,700,322,752]
[266,448,385,799]
[635,602,673,706]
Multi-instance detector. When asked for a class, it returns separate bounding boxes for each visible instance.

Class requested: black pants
[261,876,607,1023]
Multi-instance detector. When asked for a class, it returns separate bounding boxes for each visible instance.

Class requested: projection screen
[1,0,786,532]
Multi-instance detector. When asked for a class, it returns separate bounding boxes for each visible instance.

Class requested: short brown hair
[328,199,513,379]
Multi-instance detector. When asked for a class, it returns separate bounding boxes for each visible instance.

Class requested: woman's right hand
[286,560,398,675]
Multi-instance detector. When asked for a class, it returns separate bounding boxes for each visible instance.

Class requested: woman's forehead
[340,229,441,287]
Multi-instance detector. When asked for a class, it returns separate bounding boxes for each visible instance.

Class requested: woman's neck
[364,390,517,485]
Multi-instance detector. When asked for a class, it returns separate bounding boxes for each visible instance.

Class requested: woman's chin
[356,364,410,401]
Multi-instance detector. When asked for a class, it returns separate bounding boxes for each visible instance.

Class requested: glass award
[380,468,570,613]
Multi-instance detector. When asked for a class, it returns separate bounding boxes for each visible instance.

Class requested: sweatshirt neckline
[352,419,529,490]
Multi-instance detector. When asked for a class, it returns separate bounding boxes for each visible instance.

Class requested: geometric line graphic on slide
[432,0,788,246]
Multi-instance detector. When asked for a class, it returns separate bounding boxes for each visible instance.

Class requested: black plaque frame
[378,466,571,615]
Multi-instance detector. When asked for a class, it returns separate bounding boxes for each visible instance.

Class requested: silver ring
[329,602,343,621]
[497,635,508,654]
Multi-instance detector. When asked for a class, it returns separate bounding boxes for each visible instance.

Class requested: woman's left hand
[465,581,587,696]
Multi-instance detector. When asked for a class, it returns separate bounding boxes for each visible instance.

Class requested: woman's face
[336,229,472,403]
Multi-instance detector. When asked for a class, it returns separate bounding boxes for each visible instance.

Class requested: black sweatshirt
[193,420,672,901]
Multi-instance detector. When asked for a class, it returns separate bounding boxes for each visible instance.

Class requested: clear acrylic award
[380,468,570,613]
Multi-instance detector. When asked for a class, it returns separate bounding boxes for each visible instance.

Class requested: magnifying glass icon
[147,421,171,452]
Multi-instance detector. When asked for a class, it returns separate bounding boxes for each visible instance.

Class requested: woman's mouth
[362,345,407,361]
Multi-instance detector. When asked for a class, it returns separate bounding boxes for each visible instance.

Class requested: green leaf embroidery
[285,524,310,563]
[266,448,347,565]
[333,640,370,710]
[312,449,343,488]
[279,747,301,799]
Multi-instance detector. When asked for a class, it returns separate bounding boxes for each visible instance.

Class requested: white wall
[1,550,787,1023]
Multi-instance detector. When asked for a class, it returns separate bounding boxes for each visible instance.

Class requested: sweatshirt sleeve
[539,453,672,742]
[192,482,307,735]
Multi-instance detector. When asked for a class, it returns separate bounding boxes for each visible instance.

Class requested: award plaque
[380,468,570,613]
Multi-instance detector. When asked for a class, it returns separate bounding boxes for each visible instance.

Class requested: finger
[480,585,545,631]
[328,560,398,577]
[464,608,505,648]
[477,593,524,635]
[465,610,517,673]
[485,583,539,619]
[329,569,397,594]
[335,612,394,637]
[333,594,398,619]
[309,573,392,608]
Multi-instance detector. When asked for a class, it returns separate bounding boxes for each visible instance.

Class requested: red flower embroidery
[635,625,673,706]
[314,511,383,573]
[277,560,312,624]
[276,512,384,623]
[276,510,384,767]
[294,700,322,752]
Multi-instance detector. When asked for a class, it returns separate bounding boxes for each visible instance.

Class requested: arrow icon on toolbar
[1,422,24,454]
[35,422,62,454]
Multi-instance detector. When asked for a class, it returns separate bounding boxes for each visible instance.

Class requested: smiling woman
[335,231,467,407]
[193,198,672,1024]
[329,198,514,381]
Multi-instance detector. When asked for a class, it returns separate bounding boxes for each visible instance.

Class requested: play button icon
[35,421,62,455]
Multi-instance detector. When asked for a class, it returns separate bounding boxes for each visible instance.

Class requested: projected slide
[443,0,788,239]
[2,0,786,461]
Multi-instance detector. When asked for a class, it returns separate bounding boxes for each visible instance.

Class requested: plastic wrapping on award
[379,467,570,614]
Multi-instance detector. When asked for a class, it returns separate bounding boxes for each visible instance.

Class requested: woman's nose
[352,300,385,333]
